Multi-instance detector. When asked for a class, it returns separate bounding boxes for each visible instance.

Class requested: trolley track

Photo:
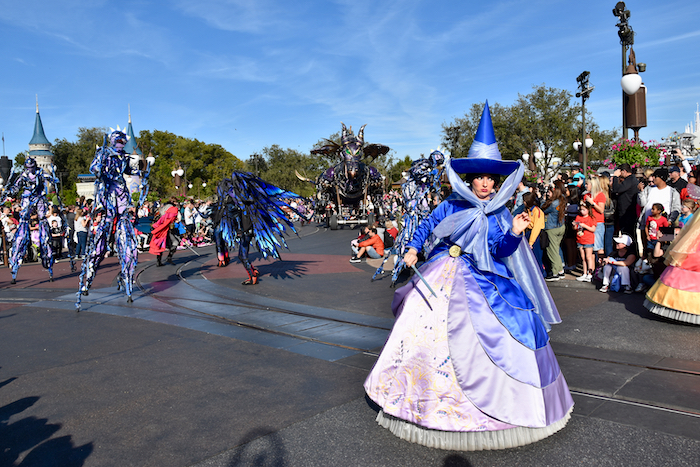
[125,224,390,356]
[12,224,700,419]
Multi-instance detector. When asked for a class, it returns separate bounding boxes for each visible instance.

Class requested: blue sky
[1,0,699,165]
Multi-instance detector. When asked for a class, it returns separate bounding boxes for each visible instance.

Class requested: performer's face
[471,174,496,200]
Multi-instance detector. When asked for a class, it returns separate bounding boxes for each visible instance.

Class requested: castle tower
[124,105,143,166]
[28,98,54,173]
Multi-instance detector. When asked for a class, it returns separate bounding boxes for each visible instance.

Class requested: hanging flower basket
[606,139,661,169]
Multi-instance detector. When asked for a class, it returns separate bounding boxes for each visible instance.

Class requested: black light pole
[576,71,594,173]
[613,2,635,141]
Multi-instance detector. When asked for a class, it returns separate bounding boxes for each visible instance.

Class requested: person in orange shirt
[350,226,384,262]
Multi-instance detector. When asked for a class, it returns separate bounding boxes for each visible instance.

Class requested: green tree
[258,145,316,196]
[52,127,106,190]
[244,153,268,176]
[13,152,26,169]
[442,85,618,180]
[386,155,414,183]
[138,130,244,199]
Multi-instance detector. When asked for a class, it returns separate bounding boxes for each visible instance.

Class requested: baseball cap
[668,166,680,173]
[612,233,632,247]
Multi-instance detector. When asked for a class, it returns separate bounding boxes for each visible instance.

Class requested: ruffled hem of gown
[644,298,700,325]
[376,408,572,451]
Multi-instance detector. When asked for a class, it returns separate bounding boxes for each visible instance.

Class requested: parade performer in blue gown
[365,102,573,451]
[216,172,307,285]
[3,157,57,284]
[76,129,153,310]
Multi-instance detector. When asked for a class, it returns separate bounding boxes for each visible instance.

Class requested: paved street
[1,223,699,466]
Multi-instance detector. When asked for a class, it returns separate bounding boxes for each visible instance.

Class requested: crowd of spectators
[511,147,698,294]
[1,193,221,265]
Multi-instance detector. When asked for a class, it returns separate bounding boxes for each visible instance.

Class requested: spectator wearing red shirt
[350,226,384,262]
[385,220,398,241]
[583,175,609,260]
[574,203,597,282]
[645,203,669,250]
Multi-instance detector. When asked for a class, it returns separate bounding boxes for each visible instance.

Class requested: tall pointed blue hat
[451,101,520,176]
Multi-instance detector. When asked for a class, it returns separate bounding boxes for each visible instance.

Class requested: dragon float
[297,123,389,229]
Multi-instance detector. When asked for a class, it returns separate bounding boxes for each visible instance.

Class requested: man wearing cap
[667,165,688,193]
[571,171,585,189]
[599,233,637,294]
[638,168,681,227]
[611,163,639,235]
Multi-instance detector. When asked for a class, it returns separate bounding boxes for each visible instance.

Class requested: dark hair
[619,163,632,173]
[369,226,377,233]
[653,168,668,180]
[567,186,580,205]
[464,173,501,186]
[522,191,538,209]
[542,182,567,223]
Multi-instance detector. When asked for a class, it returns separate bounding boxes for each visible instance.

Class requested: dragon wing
[362,143,390,162]
[225,172,305,259]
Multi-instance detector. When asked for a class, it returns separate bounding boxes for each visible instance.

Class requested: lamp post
[521,142,541,175]
[576,71,595,173]
[613,2,646,141]
[573,135,594,168]
[621,48,647,142]
[171,165,185,197]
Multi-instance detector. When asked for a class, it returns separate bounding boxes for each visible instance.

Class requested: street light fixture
[171,165,186,196]
[573,135,594,165]
[613,2,646,141]
[576,71,595,173]
[521,143,540,174]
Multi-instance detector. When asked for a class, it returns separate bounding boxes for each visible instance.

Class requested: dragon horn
[358,124,366,145]
[295,170,312,183]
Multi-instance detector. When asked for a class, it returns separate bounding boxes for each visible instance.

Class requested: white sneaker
[576,274,591,282]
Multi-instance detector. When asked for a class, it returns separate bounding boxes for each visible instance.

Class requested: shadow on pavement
[226,428,288,467]
[0,395,93,467]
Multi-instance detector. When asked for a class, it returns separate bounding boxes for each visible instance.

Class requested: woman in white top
[74,208,90,257]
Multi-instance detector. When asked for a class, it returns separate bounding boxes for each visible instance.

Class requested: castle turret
[28,98,54,173]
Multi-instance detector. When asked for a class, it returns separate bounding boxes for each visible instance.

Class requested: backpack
[384,230,395,248]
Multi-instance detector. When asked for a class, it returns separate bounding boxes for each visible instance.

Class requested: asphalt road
[1,223,699,466]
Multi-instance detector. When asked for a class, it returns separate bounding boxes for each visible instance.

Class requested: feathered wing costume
[372,150,445,283]
[644,211,700,325]
[76,130,153,310]
[364,102,572,451]
[216,171,306,284]
[3,157,56,283]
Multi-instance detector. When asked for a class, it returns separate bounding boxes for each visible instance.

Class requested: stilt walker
[3,157,57,284]
[372,149,445,283]
[76,129,154,310]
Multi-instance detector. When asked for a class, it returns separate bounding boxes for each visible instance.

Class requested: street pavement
[1,223,699,467]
